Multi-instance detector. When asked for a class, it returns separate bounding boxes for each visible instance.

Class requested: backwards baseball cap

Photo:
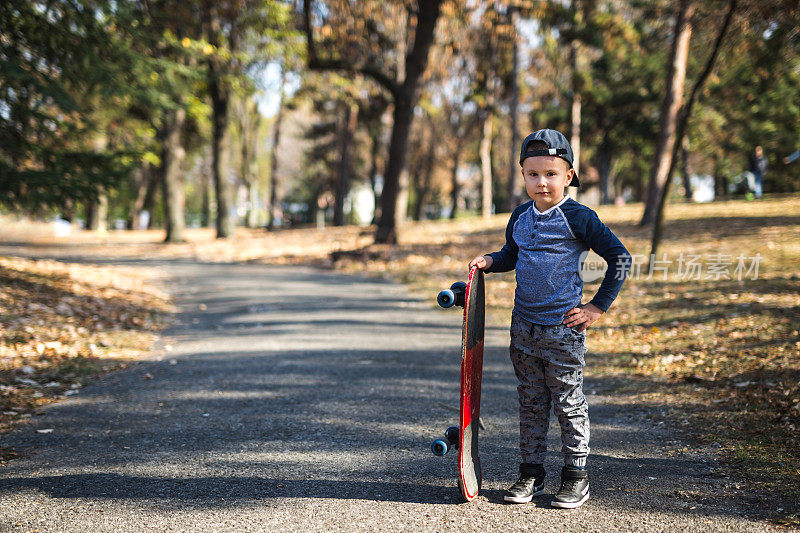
[519,128,580,187]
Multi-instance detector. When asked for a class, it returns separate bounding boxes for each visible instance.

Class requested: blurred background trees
[2,0,798,242]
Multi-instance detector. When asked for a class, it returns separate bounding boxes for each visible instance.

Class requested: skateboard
[430,266,485,502]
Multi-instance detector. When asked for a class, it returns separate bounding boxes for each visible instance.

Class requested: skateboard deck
[431,267,485,502]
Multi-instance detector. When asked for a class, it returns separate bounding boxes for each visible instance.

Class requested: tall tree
[202,0,292,238]
[506,5,521,211]
[447,111,477,219]
[232,97,262,228]
[640,0,694,226]
[0,1,143,211]
[160,104,188,241]
[333,101,359,226]
[304,0,444,243]
[204,2,235,238]
[568,0,587,181]
[361,95,390,224]
[649,0,737,258]
[479,109,494,218]
[130,2,202,242]
[580,0,666,205]
[448,2,517,216]
[267,70,287,229]
[406,104,442,222]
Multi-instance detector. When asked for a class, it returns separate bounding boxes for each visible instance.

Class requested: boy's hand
[468,255,493,271]
[562,303,604,332]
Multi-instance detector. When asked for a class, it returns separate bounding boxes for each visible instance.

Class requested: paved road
[0,261,780,531]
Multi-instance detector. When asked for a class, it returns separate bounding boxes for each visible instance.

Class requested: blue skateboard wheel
[437,289,456,308]
[431,439,449,456]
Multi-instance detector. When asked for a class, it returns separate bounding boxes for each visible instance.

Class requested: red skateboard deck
[431,267,485,502]
[458,267,485,501]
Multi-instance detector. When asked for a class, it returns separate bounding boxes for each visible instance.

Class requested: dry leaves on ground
[1,196,798,503]
[0,255,171,443]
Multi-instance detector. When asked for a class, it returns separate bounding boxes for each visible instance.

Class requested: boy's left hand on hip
[562,303,604,332]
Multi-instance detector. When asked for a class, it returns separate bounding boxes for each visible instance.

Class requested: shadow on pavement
[0,260,772,523]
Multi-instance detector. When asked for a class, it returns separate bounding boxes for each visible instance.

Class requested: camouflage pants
[509,311,589,467]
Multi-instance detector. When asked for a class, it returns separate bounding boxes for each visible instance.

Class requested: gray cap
[519,128,580,187]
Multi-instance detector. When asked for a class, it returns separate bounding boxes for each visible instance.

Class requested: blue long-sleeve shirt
[487,196,630,325]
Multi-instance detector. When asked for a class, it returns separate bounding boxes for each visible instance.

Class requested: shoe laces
[511,476,537,491]
[560,478,583,493]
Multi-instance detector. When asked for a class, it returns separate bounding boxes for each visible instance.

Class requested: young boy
[469,128,630,509]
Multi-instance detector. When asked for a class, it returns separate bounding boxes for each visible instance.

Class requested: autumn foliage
[0,256,170,439]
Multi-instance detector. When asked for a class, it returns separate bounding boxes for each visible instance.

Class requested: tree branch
[683,0,737,130]
[402,0,442,91]
[303,0,400,98]
[649,0,738,262]
[671,0,737,178]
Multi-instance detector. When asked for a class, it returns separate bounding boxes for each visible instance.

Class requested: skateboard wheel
[431,439,449,456]
[437,289,456,308]
[445,426,459,447]
[450,281,467,292]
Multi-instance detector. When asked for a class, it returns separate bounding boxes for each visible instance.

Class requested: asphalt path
[0,261,781,531]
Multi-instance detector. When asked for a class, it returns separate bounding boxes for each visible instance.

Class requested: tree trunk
[570,41,582,182]
[373,0,443,243]
[568,0,585,201]
[649,0,736,262]
[680,141,692,200]
[303,0,442,243]
[246,182,258,228]
[128,161,151,230]
[480,109,493,218]
[161,105,187,243]
[206,4,234,238]
[713,154,727,199]
[201,154,211,228]
[376,97,413,242]
[598,132,613,205]
[240,100,260,229]
[640,0,694,226]
[85,200,97,231]
[633,165,644,203]
[506,7,520,212]
[334,102,358,226]
[267,72,286,230]
[368,123,382,225]
[450,147,461,220]
[143,166,160,229]
[303,0,442,241]
[410,151,424,222]
[209,78,232,237]
[87,191,108,233]
[88,133,109,232]
[413,127,436,221]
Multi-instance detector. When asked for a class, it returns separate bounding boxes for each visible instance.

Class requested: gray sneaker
[552,466,589,508]
[504,463,546,503]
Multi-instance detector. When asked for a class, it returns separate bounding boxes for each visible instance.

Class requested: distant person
[748,145,768,198]
[468,129,631,509]
[783,149,800,165]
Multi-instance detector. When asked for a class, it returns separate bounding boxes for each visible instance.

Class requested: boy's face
[521,156,575,211]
